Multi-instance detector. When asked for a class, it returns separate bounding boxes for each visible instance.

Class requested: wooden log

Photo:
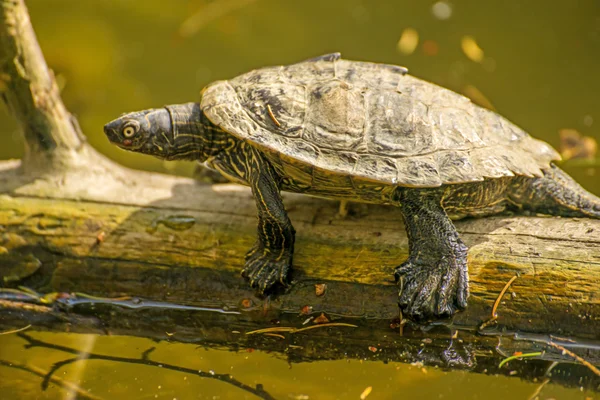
[1,172,599,338]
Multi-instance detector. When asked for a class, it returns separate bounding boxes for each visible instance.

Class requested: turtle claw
[394,253,469,321]
[242,245,292,294]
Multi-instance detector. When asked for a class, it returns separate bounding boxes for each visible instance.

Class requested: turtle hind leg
[394,188,469,320]
[509,164,600,219]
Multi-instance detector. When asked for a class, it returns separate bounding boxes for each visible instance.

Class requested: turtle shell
[201,53,560,187]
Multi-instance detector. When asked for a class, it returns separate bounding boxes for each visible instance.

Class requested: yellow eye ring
[123,126,136,138]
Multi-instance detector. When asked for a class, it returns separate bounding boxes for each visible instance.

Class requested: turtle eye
[122,125,137,138]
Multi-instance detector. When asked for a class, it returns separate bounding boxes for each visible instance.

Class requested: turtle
[104,53,600,320]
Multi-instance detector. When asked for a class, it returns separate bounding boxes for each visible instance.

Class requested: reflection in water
[0,330,597,400]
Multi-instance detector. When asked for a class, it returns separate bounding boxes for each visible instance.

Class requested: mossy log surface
[1,168,599,338]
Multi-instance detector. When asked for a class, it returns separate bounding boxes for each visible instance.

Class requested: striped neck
[165,103,230,161]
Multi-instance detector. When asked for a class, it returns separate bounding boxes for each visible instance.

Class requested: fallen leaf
[241,299,253,308]
[313,313,330,324]
[300,305,313,315]
[315,283,327,297]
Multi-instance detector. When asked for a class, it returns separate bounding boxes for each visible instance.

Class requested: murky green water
[1,0,600,398]
[0,330,597,400]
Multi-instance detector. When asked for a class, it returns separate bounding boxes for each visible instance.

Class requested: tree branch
[0,0,86,172]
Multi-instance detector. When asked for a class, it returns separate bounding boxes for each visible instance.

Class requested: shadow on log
[0,0,600,392]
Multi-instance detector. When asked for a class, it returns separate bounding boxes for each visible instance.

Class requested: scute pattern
[306,81,366,150]
[235,83,306,138]
[202,53,560,187]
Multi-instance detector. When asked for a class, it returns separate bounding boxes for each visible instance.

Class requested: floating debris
[461,36,484,63]
[397,28,419,55]
[368,346,378,353]
[245,322,357,335]
[300,305,313,315]
[313,313,330,324]
[289,394,310,400]
[241,298,253,308]
[360,386,372,399]
[431,1,453,20]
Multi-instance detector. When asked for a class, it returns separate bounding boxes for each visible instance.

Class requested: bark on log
[1,177,599,338]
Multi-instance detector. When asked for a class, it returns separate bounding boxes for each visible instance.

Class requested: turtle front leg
[394,188,469,320]
[243,164,296,294]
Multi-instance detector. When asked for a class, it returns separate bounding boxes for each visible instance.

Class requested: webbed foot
[242,244,292,294]
[394,251,469,320]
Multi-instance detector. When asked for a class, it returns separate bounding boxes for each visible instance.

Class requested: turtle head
[104,102,205,161]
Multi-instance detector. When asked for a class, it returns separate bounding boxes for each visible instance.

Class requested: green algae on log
[0,185,599,338]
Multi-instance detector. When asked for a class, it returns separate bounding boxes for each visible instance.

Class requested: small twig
[293,322,358,334]
[266,104,281,127]
[478,275,518,330]
[492,275,518,319]
[527,378,550,400]
[0,299,52,313]
[0,324,31,335]
[547,341,600,377]
[246,322,358,335]
[498,351,543,368]
[263,333,285,339]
